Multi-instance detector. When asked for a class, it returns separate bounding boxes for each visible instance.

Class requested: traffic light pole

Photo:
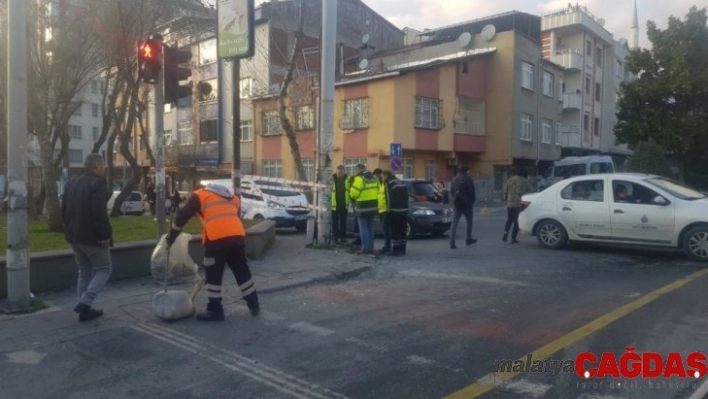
[155,50,167,238]
[231,60,241,195]
[3,0,30,313]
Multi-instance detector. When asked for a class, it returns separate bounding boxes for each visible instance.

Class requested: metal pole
[4,0,30,313]
[232,60,241,195]
[155,44,166,237]
[316,0,337,243]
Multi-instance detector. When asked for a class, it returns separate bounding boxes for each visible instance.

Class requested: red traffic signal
[138,39,162,84]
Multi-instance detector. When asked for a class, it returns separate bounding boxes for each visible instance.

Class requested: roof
[417,10,541,42]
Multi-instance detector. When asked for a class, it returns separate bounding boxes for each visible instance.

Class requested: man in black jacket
[61,154,113,322]
[449,165,477,249]
[382,171,409,256]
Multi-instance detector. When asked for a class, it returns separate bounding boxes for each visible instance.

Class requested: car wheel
[536,220,568,249]
[682,226,708,261]
[406,220,415,239]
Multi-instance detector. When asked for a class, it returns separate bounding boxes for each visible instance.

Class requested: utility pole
[232,60,241,195]
[3,0,30,313]
[155,39,166,237]
[316,0,337,244]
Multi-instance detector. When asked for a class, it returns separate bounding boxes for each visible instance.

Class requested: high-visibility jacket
[377,181,388,214]
[195,188,245,244]
[350,171,379,216]
[330,174,350,210]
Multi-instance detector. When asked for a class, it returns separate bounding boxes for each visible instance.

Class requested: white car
[106,191,145,216]
[518,173,708,261]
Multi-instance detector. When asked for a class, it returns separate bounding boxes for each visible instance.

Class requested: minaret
[629,0,639,49]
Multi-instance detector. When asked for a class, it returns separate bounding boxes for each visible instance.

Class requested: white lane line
[577,394,626,399]
[688,378,708,399]
[131,323,346,399]
[288,322,335,337]
[502,379,551,398]
[342,337,389,353]
[399,270,535,287]
[406,355,435,365]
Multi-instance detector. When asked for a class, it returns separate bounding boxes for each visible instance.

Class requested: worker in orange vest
[166,183,259,321]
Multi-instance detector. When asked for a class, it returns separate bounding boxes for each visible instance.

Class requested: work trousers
[331,208,348,242]
[380,212,392,251]
[389,211,408,255]
[504,207,521,239]
[203,245,258,313]
[72,243,112,307]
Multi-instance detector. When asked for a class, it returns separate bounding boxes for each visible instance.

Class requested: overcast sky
[360,0,702,49]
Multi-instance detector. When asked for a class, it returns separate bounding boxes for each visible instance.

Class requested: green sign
[217,0,254,60]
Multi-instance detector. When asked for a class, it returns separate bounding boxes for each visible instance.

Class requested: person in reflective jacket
[382,170,409,256]
[166,183,259,321]
[349,164,379,255]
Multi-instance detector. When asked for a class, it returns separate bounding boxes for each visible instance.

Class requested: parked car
[201,176,311,232]
[106,191,145,216]
[517,173,708,261]
[538,155,615,191]
[347,195,452,238]
[401,179,445,203]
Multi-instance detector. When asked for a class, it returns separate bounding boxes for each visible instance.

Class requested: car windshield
[644,177,706,200]
[255,181,301,197]
[410,182,440,197]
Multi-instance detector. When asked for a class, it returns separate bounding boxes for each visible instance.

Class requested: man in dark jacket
[382,171,409,256]
[61,154,113,322]
[449,165,477,249]
[330,165,349,244]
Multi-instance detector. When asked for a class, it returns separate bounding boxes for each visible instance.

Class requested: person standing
[349,164,379,255]
[166,183,259,321]
[503,167,532,244]
[373,168,391,255]
[382,171,409,256]
[330,165,350,244]
[61,154,113,322]
[449,165,477,249]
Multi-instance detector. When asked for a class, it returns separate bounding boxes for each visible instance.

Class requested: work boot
[74,303,104,322]
[196,309,225,322]
[248,303,260,317]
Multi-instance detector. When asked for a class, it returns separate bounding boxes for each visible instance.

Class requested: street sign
[390,156,401,172]
[390,143,402,157]
[217,0,255,59]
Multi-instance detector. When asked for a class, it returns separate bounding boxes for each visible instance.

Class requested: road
[2,213,707,399]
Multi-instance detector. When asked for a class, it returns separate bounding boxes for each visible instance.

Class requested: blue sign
[390,156,401,172]
[390,143,402,157]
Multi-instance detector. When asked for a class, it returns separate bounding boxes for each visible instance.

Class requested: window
[590,162,614,174]
[542,72,554,97]
[240,120,253,141]
[69,125,82,139]
[178,121,193,145]
[91,80,98,94]
[594,117,601,136]
[342,98,369,129]
[612,180,666,205]
[586,41,593,56]
[454,97,485,135]
[344,158,366,176]
[199,38,217,65]
[520,113,533,141]
[92,104,99,117]
[585,77,592,93]
[72,102,82,116]
[296,106,314,131]
[92,126,100,140]
[583,114,590,131]
[240,78,253,99]
[424,160,438,181]
[595,47,603,67]
[200,119,218,143]
[555,122,562,145]
[262,111,281,136]
[297,158,315,182]
[561,179,604,202]
[541,119,552,144]
[415,97,441,129]
[263,160,282,178]
[595,83,602,101]
[403,158,414,179]
[522,62,534,90]
[69,149,83,163]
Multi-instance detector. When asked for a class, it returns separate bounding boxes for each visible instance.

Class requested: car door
[557,178,611,239]
[609,180,675,243]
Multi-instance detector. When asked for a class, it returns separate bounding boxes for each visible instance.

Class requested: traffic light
[137,39,162,84]
[164,44,193,104]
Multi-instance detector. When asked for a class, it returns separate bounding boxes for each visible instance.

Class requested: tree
[626,141,672,177]
[615,6,708,185]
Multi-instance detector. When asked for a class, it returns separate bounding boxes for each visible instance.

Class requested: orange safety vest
[195,189,245,244]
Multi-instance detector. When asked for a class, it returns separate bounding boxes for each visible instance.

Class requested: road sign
[390,143,402,157]
[390,156,401,172]
[217,0,255,59]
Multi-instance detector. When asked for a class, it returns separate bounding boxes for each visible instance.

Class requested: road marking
[406,355,435,365]
[131,323,347,399]
[444,267,708,399]
[5,350,47,365]
[399,270,534,287]
[343,337,389,352]
[288,322,335,337]
[502,379,551,398]
[688,378,708,399]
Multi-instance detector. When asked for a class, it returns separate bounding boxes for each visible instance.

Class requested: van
[539,155,615,190]
[106,191,145,215]
[200,175,311,232]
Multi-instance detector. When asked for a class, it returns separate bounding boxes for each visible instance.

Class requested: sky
[360,0,702,49]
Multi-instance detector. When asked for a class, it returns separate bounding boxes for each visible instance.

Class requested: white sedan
[518,173,708,261]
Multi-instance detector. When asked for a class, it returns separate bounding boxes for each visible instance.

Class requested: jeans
[357,214,375,251]
[380,212,391,250]
[72,243,112,307]
[504,207,521,239]
[450,206,473,243]
[331,208,347,241]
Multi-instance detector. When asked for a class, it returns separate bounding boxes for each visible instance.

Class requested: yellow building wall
[438,64,457,153]
[391,73,416,150]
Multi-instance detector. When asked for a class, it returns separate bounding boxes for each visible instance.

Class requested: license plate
[295,215,308,220]
[442,217,451,223]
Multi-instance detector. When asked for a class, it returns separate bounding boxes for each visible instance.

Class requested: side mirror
[652,196,669,205]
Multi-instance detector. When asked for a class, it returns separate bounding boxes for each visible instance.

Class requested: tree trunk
[110,138,143,217]
[37,131,63,232]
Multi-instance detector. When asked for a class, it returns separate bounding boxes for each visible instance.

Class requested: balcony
[562,92,582,110]
[542,5,614,45]
[551,49,583,71]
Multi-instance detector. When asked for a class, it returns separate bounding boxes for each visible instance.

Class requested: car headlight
[413,209,436,216]
[267,201,285,209]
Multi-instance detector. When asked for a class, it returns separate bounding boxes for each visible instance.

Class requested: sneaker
[502,233,508,242]
[196,310,225,322]
[466,238,478,246]
[74,303,104,322]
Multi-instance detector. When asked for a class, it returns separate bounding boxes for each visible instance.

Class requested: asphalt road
[3,213,708,399]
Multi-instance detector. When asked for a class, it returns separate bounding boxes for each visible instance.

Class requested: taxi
[517,173,708,261]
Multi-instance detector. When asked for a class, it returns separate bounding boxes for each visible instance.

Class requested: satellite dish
[456,32,472,48]
[361,34,371,45]
[358,59,369,70]
[598,18,605,26]
[480,24,496,41]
